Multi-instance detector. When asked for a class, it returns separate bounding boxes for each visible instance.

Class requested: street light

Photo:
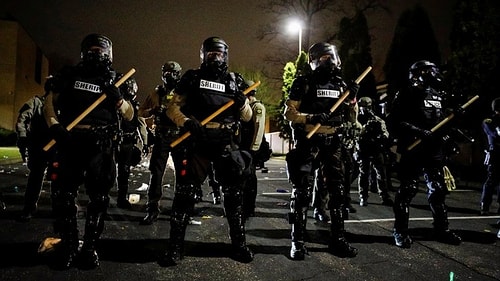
[287,19,302,55]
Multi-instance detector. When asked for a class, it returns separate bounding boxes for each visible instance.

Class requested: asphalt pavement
[0,156,499,281]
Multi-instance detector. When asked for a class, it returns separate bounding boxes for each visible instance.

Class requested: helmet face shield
[409,60,443,89]
[308,43,341,71]
[80,34,113,66]
[200,37,229,75]
[161,61,182,85]
[200,37,228,65]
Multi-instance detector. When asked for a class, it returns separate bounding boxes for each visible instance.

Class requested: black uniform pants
[52,131,116,248]
[287,133,346,242]
[168,129,250,249]
[394,151,450,233]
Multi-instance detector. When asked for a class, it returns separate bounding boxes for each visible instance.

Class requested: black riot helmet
[118,75,138,101]
[200,37,228,74]
[308,42,341,72]
[492,98,500,112]
[80,33,113,67]
[358,96,374,123]
[161,61,182,87]
[358,96,373,108]
[409,60,443,89]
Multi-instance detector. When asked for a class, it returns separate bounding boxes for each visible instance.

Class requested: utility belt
[121,131,138,143]
[157,126,181,139]
[311,133,341,146]
[198,121,240,146]
[204,121,237,130]
[73,124,120,143]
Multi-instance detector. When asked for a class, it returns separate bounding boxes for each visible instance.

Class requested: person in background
[284,42,360,260]
[356,96,393,207]
[43,33,134,269]
[479,98,500,215]
[239,80,266,219]
[15,77,54,222]
[115,76,147,209]
[138,61,183,225]
[388,60,462,248]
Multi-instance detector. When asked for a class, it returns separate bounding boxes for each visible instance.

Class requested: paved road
[0,157,499,281]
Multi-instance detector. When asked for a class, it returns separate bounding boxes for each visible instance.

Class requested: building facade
[0,19,49,131]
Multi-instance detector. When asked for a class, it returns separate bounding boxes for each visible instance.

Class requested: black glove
[16,137,28,162]
[416,128,433,139]
[49,124,71,144]
[142,145,151,156]
[184,118,202,136]
[233,91,247,109]
[306,112,331,125]
[452,106,465,116]
[347,81,360,100]
[102,83,122,104]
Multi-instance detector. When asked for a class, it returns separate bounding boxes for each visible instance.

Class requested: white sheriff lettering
[74,81,101,93]
[200,79,225,92]
[317,89,340,98]
[424,100,442,108]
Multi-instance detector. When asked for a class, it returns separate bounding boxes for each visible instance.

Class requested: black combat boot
[393,230,412,248]
[78,214,104,269]
[430,202,461,245]
[51,196,80,270]
[290,203,309,260]
[227,213,254,263]
[116,187,131,209]
[140,203,160,225]
[329,209,357,257]
[290,241,307,260]
[393,194,411,248]
[158,213,189,267]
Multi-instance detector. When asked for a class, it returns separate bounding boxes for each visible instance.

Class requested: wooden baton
[407,95,479,151]
[170,80,261,148]
[306,66,372,139]
[43,68,136,151]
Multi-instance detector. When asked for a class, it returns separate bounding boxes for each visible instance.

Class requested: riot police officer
[357,96,393,206]
[160,37,254,266]
[480,98,500,215]
[284,42,359,259]
[15,78,53,222]
[239,80,266,219]
[138,61,182,225]
[43,33,134,269]
[389,60,461,248]
[116,76,146,209]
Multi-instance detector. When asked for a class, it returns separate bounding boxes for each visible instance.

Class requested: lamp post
[287,19,302,55]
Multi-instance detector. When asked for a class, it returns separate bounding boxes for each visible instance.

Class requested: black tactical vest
[179,69,241,124]
[55,65,118,127]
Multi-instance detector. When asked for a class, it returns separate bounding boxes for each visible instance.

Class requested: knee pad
[397,181,418,204]
[175,184,197,199]
[290,186,311,212]
[87,195,110,214]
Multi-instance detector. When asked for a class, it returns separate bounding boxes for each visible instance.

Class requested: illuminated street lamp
[287,19,302,55]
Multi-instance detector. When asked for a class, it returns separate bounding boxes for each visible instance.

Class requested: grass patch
[0,147,22,163]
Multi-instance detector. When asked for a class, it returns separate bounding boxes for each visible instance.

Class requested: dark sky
[0,0,455,100]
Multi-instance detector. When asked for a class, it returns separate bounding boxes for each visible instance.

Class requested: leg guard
[80,195,109,269]
[328,209,357,257]
[224,188,254,263]
[51,190,80,269]
[392,181,417,234]
[289,185,311,243]
[158,211,190,267]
